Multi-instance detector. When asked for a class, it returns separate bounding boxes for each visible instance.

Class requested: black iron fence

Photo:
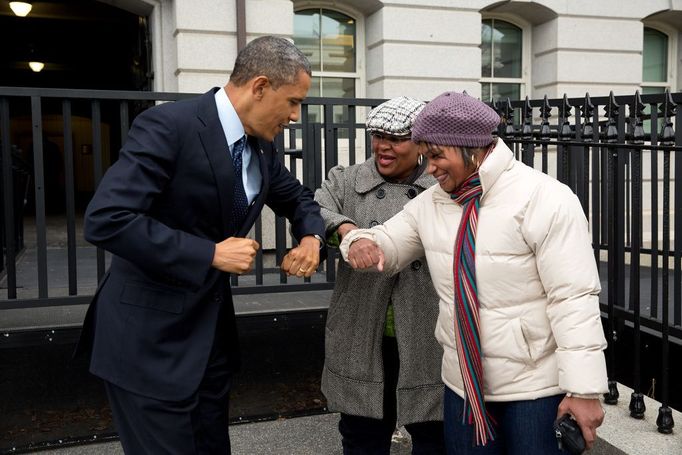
[0,87,384,311]
[493,90,682,434]
[1,87,681,436]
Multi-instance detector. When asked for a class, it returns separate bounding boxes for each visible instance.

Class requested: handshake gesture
[212,235,321,277]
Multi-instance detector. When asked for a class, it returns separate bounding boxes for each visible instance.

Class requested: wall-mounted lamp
[9,1,32,17]
[28,61,44,72]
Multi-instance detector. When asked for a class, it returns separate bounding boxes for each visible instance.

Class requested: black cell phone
[553,413,586,454]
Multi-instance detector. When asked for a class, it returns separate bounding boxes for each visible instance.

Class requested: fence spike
[522,96,533,140]
[559,94,572,141]
[658,89,677,146]
[504,97,515,136]
[540,95,551,141]
[604,91,620,143]
[630,90,645,145]
[581,92,594,142]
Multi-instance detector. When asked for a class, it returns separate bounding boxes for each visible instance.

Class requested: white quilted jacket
[341,139,608,401]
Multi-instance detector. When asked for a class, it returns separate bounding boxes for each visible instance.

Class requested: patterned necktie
[451,171,495,446]
[231,135,249,229]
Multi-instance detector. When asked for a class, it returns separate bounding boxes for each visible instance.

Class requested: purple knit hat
[412,92,501,148]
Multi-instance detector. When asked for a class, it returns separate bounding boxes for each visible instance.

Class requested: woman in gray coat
[315,97,445,454]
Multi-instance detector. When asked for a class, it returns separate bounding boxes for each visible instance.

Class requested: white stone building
[123,0,681,100]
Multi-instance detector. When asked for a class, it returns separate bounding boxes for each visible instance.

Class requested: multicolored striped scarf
[451,159,495,446]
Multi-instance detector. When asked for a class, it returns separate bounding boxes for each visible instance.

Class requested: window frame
[293,3,365,99]
[479,15,531,102]
[641,23,677,93]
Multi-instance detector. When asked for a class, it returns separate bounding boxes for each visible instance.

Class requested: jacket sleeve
[314,165,356,237]
[264,146,325,242]
[340,197,425,276]
[521,180,608,395]
[83,106,215,288]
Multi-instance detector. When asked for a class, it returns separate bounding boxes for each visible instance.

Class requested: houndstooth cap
[366,96,426,138]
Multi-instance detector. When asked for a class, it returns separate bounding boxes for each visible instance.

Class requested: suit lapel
[196,88,234,236]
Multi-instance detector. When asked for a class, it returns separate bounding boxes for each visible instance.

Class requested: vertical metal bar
[539,96,551,175]
[574,113,586,210]
[673,108,681,327]
[31,96,48,298]
[583,94,598,260]
[365,129,372,160]
[650,104,659,318]
[1,97,17,298]
[255,216,263,285]
[590,124,601,266]
[347,104,356,168]
[603,93,620,405]
[659,149,672,431]
[521,97,534,167]
[62,100,77,295]
[616,104,627,310]
[601,146,609,247]
[120,100,130,145]
[322,104,334,190]
[558,95,572,186]
[91,99,106,282]
[275,132,287,284]
[655,90,675,434]
[627,91,645,418]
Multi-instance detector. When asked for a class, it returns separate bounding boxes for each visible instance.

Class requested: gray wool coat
[315,158,444,425]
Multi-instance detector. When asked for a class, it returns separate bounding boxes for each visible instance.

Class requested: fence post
[656,90,676,434]
[628,91,646,419]
[603,91,621,405]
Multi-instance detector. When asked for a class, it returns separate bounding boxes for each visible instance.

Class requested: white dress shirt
[214,88,262,204]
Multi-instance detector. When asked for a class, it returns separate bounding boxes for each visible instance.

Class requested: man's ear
[251,76,269,99]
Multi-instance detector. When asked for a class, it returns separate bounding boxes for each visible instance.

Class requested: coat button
[407,188,418,199]
[411,260,422,271]
[376,188,386,199]
[370,220,379,227]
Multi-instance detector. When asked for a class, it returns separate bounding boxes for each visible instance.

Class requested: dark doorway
[0,0,152,90]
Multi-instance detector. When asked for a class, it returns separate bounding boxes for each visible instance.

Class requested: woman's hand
[337,223,358,240]
[347,238,385,271]
[557,396,605,450]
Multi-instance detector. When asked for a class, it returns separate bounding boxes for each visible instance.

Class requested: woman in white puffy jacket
[340,91,608,455]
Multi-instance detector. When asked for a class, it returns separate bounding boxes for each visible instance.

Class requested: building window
[642,27,670,95]
[480,18,524,102]
[294,8,357,122]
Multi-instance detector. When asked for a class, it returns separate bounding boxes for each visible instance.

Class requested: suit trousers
[339,336,445,455]
[105,315,233,455]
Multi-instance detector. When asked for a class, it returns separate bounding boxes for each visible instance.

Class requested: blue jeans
[443,387,567,455]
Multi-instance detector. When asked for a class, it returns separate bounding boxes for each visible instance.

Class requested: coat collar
[431,138,515,204]
[354,157,435,194]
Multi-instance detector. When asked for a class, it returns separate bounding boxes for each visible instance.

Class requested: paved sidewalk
[35,413,414,455]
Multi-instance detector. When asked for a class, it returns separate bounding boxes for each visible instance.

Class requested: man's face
[248,71,311,141]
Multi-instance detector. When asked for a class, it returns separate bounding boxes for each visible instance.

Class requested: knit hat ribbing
[412,92,500,148]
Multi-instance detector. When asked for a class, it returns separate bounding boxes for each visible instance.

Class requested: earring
[417,154,424,166]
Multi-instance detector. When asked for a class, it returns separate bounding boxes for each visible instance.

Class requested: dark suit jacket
[80,88,325,401]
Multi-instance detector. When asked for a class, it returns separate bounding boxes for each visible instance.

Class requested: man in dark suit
[80,36,325,454]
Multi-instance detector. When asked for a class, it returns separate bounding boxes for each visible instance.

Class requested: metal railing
[0,87,384,311]
[493,90,682,434]
[1,86,681,435]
